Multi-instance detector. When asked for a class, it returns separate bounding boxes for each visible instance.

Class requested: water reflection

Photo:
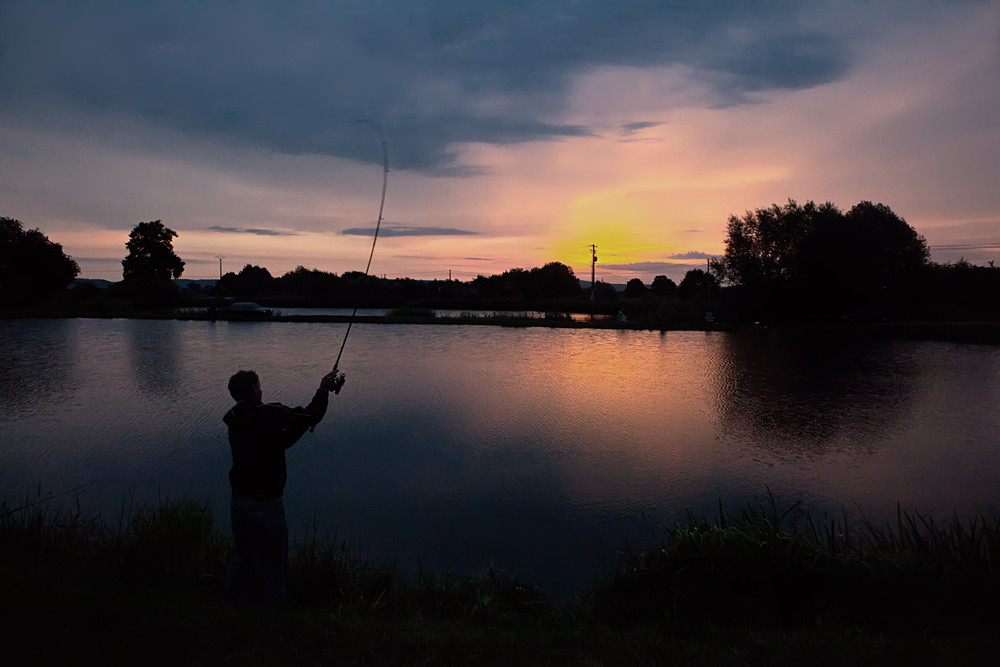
[713,330,921,459]
[1,318,998,600]
[126,319,182,396]
[0,319,78,413]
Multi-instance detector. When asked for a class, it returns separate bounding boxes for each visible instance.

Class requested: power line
[929,243,1000,250]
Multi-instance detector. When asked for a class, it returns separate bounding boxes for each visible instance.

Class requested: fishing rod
[330,126,389,381]
[3,481,98,517]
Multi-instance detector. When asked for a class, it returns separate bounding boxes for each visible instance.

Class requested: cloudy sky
[2,1,998,283]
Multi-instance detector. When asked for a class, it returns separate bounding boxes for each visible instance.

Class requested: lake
[2,317,998,600]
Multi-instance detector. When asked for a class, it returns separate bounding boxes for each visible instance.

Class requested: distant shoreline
[4,307,1000,343]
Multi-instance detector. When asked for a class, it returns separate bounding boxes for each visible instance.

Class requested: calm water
[2,318,999,599]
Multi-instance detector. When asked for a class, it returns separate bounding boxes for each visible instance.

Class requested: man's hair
[228,370,259,401]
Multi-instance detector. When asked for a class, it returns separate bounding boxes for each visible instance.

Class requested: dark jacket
[223,389,329,499]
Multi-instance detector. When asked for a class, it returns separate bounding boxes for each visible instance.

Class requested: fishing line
[332,125,389,372]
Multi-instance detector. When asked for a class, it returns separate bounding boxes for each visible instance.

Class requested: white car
[226,302,274,319]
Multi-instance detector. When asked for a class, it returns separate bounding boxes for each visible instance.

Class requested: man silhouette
[223,367,345,604]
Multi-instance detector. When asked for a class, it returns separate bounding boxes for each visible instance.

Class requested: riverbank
[4,495,999,664]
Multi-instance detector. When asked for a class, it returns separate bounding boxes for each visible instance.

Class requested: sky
[2,1,999,285]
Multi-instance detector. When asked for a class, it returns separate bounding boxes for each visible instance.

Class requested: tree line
[713,199,998,321]
[212,257,730,312]
[3,202,998,321]
[0,216,80,306]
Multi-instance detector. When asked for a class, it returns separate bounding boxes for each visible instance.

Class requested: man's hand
[320,370,346,394]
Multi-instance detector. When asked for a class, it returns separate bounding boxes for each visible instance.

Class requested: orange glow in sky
[1,2,997,284]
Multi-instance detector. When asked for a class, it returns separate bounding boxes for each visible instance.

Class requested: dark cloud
[703,24,851,97]
[621,121,662,135]
[602,260,714,274]
[0,1,852,173]
[667,251,717,260]
[343,225,477,237]
[208,226,298,237]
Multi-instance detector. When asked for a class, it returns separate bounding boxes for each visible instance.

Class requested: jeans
[225,495,288,605]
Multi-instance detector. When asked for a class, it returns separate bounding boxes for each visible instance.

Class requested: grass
[586,497,1000,629]
[3,493,1000,664]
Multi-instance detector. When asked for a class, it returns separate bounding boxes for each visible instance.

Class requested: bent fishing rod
[330,129,389,383]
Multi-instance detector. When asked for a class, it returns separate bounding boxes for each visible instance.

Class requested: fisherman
[223,367,345,604]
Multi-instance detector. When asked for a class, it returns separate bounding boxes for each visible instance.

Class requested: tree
[844,201,929,278]
[677,269,718,300]
[590,280,619,302]
[920,259,1000,318]
[528,262,581,299]
[717,199,929,318]
[122,220,185,285]
[623,278,647,298]
[218,264,275,296]
[0,216,80,305]
[473,262,580,301]
[651,275,677,297]
[797,201,929,315]
[717,199,839,293]
[278,266,342,296]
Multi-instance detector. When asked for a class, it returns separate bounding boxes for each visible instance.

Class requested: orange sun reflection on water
[434,329,734,507]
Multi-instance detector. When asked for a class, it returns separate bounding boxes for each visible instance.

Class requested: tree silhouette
[473,262,580,301]
[797,201,929,314]
[122,220,185,285]
[651,275,677,297]
[844,201,929,280]
[624,278,647,298]
[920,259,1000,318]
[0,216,80,305]
[218,264,275,296]
[678,269,718,300]
[278,266,342,296]
[590,280,619,302]
[717,199,929,318]
[718,199,838,295]
[529,262,581,299]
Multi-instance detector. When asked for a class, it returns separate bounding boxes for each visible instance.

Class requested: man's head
[228,370,261,402]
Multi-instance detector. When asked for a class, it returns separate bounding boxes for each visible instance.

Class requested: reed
[1,491,228,581]
[586,495,1000,630]
[288,517,402,612]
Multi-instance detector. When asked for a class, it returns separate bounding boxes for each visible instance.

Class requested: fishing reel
[322,368,346,394]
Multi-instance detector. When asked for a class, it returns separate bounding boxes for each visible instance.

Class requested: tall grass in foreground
[587,497,1000,629]
[1,493,228,580]
[4,492,1000,631]
[0,494,550,623]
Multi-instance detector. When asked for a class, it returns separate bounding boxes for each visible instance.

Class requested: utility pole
[215,256,224,280]
[589,244,598,302]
